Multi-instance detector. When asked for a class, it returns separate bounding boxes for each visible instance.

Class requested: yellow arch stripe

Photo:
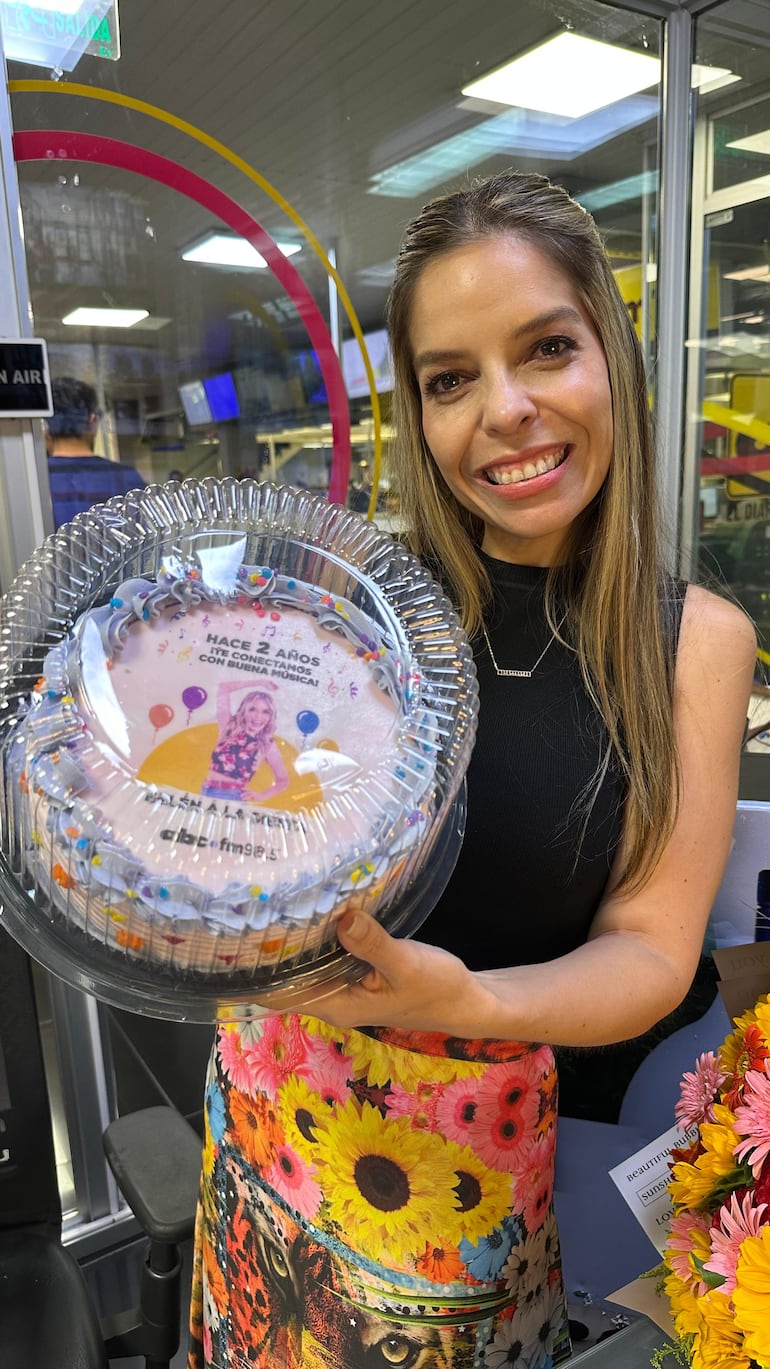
[10,79,382,518]
[758,645,770,669]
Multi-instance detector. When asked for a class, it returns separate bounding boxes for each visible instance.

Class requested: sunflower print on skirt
[187,1013,571,1369]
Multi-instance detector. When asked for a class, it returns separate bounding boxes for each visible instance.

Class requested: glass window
[8,0,661,529]
[686,2,770,673]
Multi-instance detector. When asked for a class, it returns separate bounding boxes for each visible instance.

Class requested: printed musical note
[234,618,245,630]
[263,625,276,637]
[322,643,331,654]
[349,683,359,698]
[327,680,339,696]
[178,629,185,640]
[201,615,211,627]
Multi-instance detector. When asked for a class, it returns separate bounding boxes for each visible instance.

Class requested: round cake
[9,553,437,980]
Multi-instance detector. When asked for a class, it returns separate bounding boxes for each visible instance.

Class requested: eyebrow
[412,306,586,370]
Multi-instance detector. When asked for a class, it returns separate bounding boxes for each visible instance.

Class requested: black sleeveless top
[421,555,678,970]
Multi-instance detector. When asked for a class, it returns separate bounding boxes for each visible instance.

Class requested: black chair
[0,926,203,1368]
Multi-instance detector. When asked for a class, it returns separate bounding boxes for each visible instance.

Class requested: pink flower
[296,1035,353,1103]
[264,1142,322,1219]
[217,1025,262,1094]
[667,1210,714,1295]
[469,1062,541,1171]
[705,1190,768,1295]
[733,1066,770,1179]
[475,1058,543,1119]
[435,1077,480,1145]
[386,1081,442,1130]
[675,1051,725,1128]
[509,1134,556,1234]
[246,1015,310,1097]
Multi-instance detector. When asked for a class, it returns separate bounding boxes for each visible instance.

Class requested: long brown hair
[386,169,678,893]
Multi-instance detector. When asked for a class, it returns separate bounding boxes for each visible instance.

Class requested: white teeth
[487,447,567,485]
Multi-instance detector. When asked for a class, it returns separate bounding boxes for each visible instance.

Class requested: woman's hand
[281,911,492,1036]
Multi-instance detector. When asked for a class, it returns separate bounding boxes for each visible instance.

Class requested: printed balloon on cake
[0,480,477,1021]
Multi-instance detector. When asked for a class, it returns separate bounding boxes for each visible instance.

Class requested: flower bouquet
[659,992,770,1368]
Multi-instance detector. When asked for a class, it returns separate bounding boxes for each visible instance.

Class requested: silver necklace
[481,619,564,679]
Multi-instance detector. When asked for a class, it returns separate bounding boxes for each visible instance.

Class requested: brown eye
[378,1334,417,1366]
[265,1242,290,1281]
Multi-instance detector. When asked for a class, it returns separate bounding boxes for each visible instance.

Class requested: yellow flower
[277,1073,332,1160]
[752,997,770,1043]
[345,1030,483,1090]
[733,1224,770,1365]
[440,1140,514,1246]
[664,1270,704,1339]
[314,1099,459,1268]
[694,1290,752,1369]
[670,1105,741,1211]
[721,1009,763,1074]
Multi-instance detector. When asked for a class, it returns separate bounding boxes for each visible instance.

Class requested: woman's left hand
[280,911,491,1036]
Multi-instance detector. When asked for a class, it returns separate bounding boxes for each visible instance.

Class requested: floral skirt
[187,1013,571,1369]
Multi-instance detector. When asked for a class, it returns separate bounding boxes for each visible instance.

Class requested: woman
[188,171,755,1369]
[201,679,289,804]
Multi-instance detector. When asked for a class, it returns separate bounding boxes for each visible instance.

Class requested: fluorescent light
[462,34,660,119]
[62,308,150,327]
[691,64,740,95]
[182,234,301,269]
[727,130,770,157]
[724,265,770,282]
[462,35,737,120]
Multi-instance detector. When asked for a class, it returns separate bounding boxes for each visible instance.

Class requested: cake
[9,553,438,981]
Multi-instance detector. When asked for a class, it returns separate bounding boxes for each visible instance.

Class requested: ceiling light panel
[462,33,661,119]
[182,234,301,269]
[62,308,149,327]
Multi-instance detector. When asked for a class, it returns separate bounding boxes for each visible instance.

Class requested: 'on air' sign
[0,339,53,418]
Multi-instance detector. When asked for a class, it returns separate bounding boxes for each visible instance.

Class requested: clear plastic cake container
[0,479,477,1021]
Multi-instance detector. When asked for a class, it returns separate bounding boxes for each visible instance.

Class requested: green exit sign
[0,2,120,70]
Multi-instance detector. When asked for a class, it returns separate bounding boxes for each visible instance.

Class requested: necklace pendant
[499,667,533,678]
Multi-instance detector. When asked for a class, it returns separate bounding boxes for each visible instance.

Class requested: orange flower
[722,1025,770,1112]
[202,1238,228,1315]
[416,1240,464,1283]
[51,863,76,889]
[229,1087,284,1170]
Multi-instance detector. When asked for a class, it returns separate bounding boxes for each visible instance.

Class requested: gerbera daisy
[529,1280,569,1368]
[435,1077,481,1145]
[386,1079,445,1130]
[229,1087,284,1170]
[733,1067,770,1179]
[705,1189,768,1295]
[295,1032,353,1103]
[217,1024,262,1094]
[722,1023,770,1112]
[483,1318,532,1369]
[733,1224,770,1365]
[669,1105,743,1210]
[475,1061,541,1127]
[458,1223,514,1281]
[664,1269,704,1341]
[675,1051,725,1128]
[264,1142,322,1220]
[415,1240,464,1284]
[469,1086,540,1172]
[666,1211,713,1295]
[509,1134,556,1235]
[314,1100,457,1268]
[245,1013,310,1097]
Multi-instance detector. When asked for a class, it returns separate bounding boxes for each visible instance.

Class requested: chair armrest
[103,1105,201,1245]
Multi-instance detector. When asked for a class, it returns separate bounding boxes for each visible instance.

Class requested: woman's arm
[212,678,246,732]
[298,588,756,1044]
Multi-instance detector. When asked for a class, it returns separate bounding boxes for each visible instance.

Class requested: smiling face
[409,235,614,566]
[242,694,274,734]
